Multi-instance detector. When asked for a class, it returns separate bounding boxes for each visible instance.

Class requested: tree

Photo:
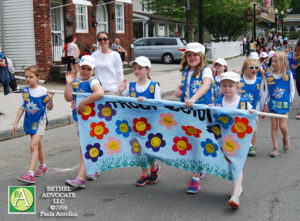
[273,0,292,12]
[144,0,252,42]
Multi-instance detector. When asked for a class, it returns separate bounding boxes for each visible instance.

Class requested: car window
[162,39,177,45]
[147,38,158,46]
[134,39,146,47]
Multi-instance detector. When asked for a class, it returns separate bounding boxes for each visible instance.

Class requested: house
[0,0,133,80]
[132,0,185,40]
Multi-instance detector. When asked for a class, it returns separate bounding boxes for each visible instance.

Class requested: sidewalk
[0,56,247,141]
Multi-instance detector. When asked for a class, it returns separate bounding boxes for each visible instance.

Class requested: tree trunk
[187,8,195,42]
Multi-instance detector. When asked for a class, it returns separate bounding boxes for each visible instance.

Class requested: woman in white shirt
[92,32,124,95]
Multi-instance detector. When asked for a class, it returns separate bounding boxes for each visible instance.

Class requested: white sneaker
[86,172,100,180]
[228,195,240,208]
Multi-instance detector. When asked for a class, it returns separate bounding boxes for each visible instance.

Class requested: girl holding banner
[174,42,213,194]
[214,71,255,208]
[118,56,162,187]
[264,51,295,157]
[240,57,264,157]
[64,55,104,188]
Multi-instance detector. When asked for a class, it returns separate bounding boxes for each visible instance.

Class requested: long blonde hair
[180,51,207,77]
[25,65,42,78]
[241,57,259,76]
[272,51,289,81]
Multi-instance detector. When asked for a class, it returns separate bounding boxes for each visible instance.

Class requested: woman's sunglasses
[247,66,259,70]
[97,38,108,42]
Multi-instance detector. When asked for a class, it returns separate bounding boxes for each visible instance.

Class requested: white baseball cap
[80,55,95,69]
[220,71,240,83]
[268,50,275,59]
[214,58,227,66]
[249,52,259,60]
[260,52,268,58]
[185,42,205,54]
[130,56,151,68]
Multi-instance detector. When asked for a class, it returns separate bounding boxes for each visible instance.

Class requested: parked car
[133,37,186,64]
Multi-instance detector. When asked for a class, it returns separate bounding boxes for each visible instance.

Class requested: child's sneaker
[86,172,100,180]
[149,165,161,184]
[136,174,150,187]
[186,179,200,193]
[269,147,279,157]
[228,195,240,208]
[35,165,48,177]
[296,113,300,120]
[282,136,290,151]
[248,146,256,157]
[65,177,86,188]
[18,172,35,184]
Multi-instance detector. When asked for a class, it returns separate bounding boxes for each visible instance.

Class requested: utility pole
[199,0,203,44]
[185,0,190,42]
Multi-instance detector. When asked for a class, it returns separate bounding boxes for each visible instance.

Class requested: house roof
[133,11,185,24]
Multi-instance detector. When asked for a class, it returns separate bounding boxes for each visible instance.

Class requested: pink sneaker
[65,177,86,188]
[186,179,200,193]
[35,165,48,177]
[18,172,35,184]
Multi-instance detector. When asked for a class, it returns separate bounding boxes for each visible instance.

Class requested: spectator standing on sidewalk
[92,32,124,95]
[174,42,213,194]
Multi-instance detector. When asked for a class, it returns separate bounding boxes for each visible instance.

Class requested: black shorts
[67,56,75,64]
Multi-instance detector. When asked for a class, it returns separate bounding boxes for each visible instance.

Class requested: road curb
[0,90,175,141]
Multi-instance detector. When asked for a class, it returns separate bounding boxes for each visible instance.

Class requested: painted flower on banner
[133,117,151,136]
[97,103,116,121]
[145,133,166,152]
[158,113,177,130]
[231,117,253,138]
[213,113,233,129]
[222,134,240,157]
[207,124,221,140]
[201,138,218,157]
[84,143,103,162]
[181,125,202,138]
[172,136,192,156]
[104,137,122,156]
[116,120,132,138]
[78,103,96,120]
[90,122,109,140]
[129,138,141,156]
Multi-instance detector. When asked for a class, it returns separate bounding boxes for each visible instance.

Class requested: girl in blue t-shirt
[212,58,228,102]
[119,56,161,187]
[264,51,295,157]
[174,42,213,194]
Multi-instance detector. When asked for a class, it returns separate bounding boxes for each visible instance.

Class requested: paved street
[1,57,300,220]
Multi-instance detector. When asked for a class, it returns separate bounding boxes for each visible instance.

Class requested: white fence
[204,41,243,61]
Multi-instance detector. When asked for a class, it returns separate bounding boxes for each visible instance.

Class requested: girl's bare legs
[77,149,86,180]
[38,139,45,165]
[232,172,243,197]
[270,117,279,148]
[279,117,288,139]
[29,134,43,171]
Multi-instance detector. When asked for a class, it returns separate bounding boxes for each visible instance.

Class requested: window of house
[96,3,108,32]
[115,4,124,33]
[76,4,88,33]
